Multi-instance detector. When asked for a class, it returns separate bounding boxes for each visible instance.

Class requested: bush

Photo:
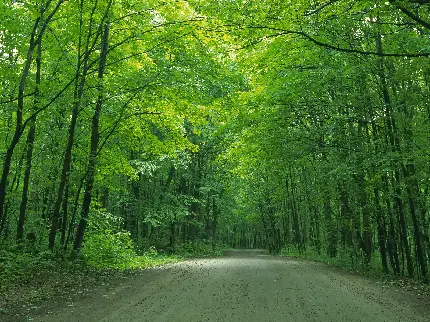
[80,210,179,270]
[0,248,57,290]
[81,210,136,269]
[176,241,224,258]
[82,229,136,269]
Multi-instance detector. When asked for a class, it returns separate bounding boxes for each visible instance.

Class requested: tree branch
[389,0,430,30]
[0,92,37,105]
[304,0,341,16]
[232,25,430,57]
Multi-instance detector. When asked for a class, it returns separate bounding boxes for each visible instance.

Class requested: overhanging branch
[231,25,430,57]
[389,0,430,30]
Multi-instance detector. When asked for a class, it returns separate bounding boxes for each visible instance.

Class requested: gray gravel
[35,250,429,322]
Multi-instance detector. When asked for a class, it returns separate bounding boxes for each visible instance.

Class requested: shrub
[81,210,135,269]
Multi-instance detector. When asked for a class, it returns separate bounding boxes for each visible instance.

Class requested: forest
[1,0,430,287]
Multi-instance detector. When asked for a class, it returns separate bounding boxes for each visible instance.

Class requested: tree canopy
[1,0,430,283]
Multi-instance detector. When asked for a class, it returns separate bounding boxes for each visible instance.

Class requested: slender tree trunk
[287,172,301,252]
[0,0,64,233]
[64,176,84,251]
[325,197,337,257]
[400,95,428,282]
[16,33,43,242]
[374,188,389,274]
[0,26,38,232]
[9,150,26,194]
[74,20,110,250]
[282,198,291,246]
[376,31,414,278]
[393,172,414,277]
[371,115,401,275]
[49,96,80,249]
[205,193,211,239]
[212,197,218,251]
[404,165,428,282]
[260,208,271,252]
[382,175,401,274]
[49,0,95,249]
[313,206,321,254]
[60,184,69,246]
[339,184,353,247]
[358,173,372,264]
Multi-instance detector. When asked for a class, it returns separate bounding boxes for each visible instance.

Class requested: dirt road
[32,250,428,322]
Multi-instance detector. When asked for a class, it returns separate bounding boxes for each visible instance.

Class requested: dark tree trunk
[325,198,337,257]
[212,197,218,250]
[382,175,401,275]
[16,34,42,242]
[49,0,95,249]
[358,173,372,264]
[374,188,389,274]
[404,165,428,282]
[64,177,84,251]
[393,172,414,278]
[376,31,414,278]
[339,184,353,247]
[74,20,110,250]
[60,184,69,246]
[0,0,64,233]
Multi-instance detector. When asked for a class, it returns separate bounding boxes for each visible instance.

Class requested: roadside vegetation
[1,3,430,314]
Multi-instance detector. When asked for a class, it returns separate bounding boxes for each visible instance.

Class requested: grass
[280,245,390,279]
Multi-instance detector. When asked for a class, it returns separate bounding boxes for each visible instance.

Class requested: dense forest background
[1,0,430,283]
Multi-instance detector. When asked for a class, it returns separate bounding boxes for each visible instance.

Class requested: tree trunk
[374,188,389,274]
[60,184,69,246]
[358,173,372,264]
[0,0,64,233]
[49,0,94,249]
[212,197,218,250]
[325,197,337,257]
[16,36,42,242]
[376,31,414,278]
[74,20,110,250]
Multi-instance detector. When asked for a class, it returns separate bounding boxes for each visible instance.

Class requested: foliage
[1,0,430,289]
[281,246,386,278]
[175,241,226,258]
[80,210,174,269]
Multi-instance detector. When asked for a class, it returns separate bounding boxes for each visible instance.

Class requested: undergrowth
[0,211,225,292]
[281,246,389,279]
[172,241,226,258]
[0,239,223,293]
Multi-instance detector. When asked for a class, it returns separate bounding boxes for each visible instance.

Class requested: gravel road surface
[33,250,429,322]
